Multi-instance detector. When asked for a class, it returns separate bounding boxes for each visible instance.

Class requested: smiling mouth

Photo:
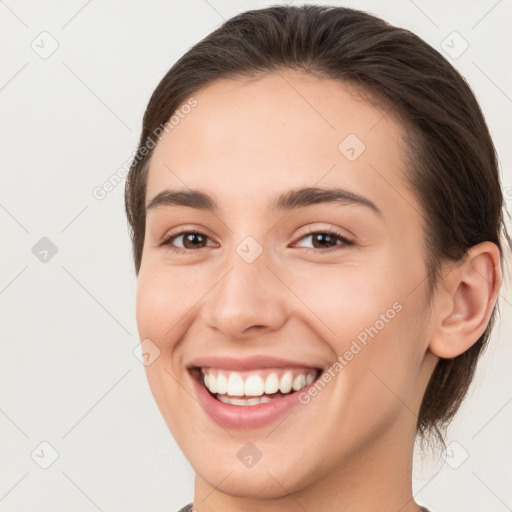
[190,367,321,406]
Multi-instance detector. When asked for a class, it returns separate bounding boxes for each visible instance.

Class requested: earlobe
[429,242,502,359]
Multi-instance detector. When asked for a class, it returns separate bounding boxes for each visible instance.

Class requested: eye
[293,229,354,253]
[160,230,217,254]
[159,228,353,255]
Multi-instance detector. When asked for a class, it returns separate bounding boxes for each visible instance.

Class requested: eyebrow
[146,186,381,216]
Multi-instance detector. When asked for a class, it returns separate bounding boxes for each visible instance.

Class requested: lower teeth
[216,393,285,406]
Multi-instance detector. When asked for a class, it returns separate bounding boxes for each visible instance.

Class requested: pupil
[314,233,336,248]
[184,233,204,248]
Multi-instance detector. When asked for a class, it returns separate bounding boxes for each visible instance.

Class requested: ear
[428,242,502,359]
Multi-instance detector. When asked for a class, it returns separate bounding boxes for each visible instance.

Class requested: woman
[124,5,509,511]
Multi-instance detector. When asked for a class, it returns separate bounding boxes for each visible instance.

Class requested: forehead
[146,70,417,221]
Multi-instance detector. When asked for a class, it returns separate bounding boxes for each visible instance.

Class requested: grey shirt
[177,504,431,511]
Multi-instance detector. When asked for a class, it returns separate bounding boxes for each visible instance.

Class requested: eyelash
[159,228,354,255]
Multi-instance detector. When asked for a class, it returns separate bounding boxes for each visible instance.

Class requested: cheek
[290,262,426,399]
[286,261,400,340]
[135,264,200,433]
[135,262,207,341]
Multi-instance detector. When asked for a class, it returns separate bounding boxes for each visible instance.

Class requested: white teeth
[244,375,265,396]
[208,372,217,393]
[292,374,306,391]
[216,372,227,394]
[226,373,244,396]
[279,371,293,393]
[265,373,280,394]
[217,394,276,406]
[202,368,318,398]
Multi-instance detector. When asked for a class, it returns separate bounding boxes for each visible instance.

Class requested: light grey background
[1,1,511,511]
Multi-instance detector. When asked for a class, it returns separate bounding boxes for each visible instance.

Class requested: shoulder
[177,504,194,512]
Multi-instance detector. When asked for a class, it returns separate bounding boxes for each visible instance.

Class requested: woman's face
[136,71,437,499]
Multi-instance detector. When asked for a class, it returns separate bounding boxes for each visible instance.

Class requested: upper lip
[188,355,323,372]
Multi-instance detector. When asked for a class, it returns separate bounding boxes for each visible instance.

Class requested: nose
[201,246,288,340]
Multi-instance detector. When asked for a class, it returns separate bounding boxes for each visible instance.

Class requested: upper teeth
[202,369,318,397]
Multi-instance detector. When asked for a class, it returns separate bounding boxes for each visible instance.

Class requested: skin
[135,70,501,512]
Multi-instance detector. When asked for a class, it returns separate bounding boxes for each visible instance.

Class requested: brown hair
[125,4,510,443]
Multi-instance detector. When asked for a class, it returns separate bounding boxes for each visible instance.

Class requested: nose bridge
[203,236,287,338]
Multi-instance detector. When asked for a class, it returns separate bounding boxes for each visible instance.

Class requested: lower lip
[189,370,319,429]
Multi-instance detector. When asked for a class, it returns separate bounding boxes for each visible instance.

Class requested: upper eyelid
[161,229,217,247]
[162,222,352,238]
[160,225,215,243]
